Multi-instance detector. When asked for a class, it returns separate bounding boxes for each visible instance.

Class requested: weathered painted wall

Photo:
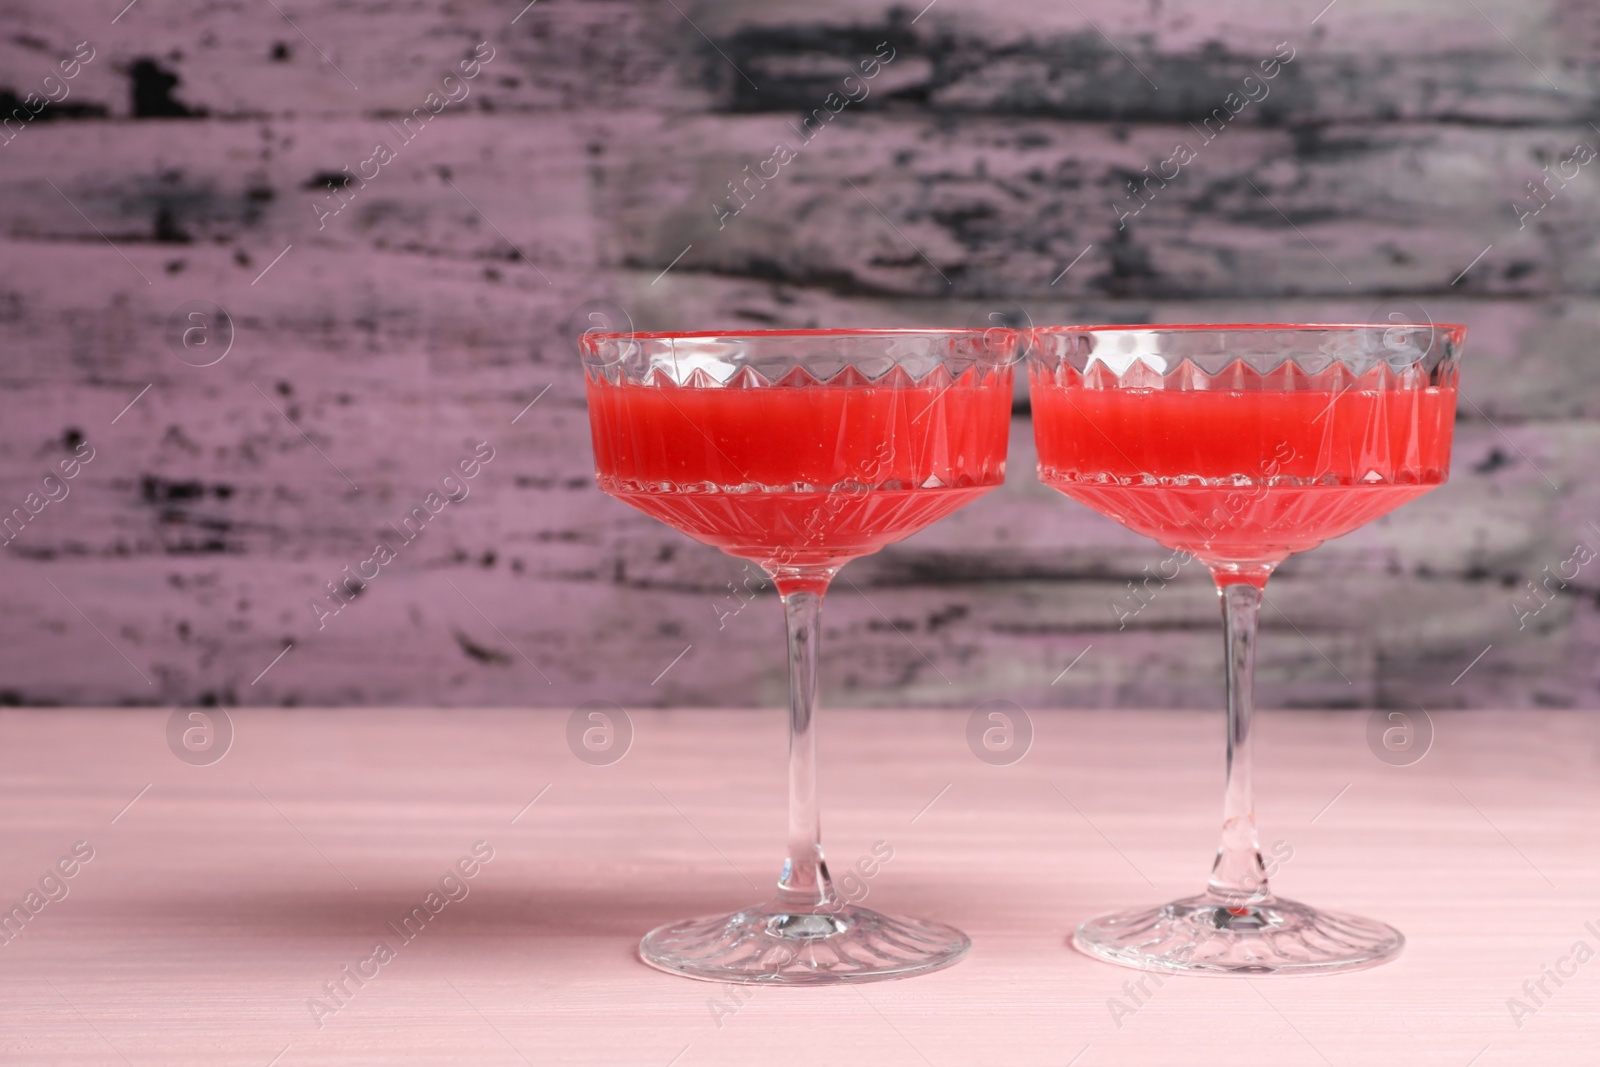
[0,0,1596,710]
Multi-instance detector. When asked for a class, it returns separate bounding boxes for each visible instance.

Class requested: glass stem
[776,588,837,910]
[1208,582,1272,906]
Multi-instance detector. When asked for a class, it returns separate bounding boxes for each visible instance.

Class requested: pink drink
[587,370,1010,587]
[1032,363,1456,577]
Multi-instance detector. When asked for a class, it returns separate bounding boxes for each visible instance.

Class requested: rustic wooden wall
[1,0,1596,711]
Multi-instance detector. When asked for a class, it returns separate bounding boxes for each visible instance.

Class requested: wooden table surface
[2,706,1594,1065]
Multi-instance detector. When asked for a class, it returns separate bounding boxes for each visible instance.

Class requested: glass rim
[582,327,1001,342]
[1034,322,1467,334]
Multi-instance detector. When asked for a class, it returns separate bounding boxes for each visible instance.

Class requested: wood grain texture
[0,0,1597,709]
[0,706,1596,1063]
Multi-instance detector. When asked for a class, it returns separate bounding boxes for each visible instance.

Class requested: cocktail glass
[1030,322,1463,975]
[581,328,1017,983]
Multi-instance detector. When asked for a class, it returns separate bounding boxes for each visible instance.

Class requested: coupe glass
[580,328,1016,983]
[1030,322,1463,975]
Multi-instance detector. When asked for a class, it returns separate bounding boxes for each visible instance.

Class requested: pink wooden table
[2,706,1593,1065]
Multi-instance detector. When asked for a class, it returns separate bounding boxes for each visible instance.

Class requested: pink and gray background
[1,0,1592,712]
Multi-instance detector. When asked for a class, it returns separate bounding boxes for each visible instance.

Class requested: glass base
[640,901,970,984]
[1072,893,1403,976]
